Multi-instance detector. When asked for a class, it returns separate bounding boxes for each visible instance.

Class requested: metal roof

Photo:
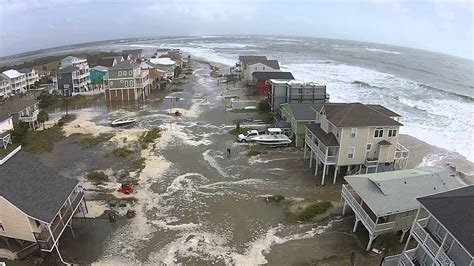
[284,103,319,121]
[417,185,474,256]
[2,69,23,79]
[344,167,464,216]
[0,150,78,223]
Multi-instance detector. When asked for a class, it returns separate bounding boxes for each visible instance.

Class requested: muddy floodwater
[39,62,382,265]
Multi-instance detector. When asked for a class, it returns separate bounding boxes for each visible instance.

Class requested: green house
[279,103,319,147]
[90,66,108,84]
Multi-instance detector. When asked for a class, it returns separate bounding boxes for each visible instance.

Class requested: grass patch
[229,127,251,135]
[298,200,332,222]
[246,148,262,156]
[231,109,258,113]
[269,194,285,202]
[133,157,146,174]
[138,128,162,149]
[86,171,108,185]
[113,147,133,157]
[72,133,114,148]
[22,125,64,154]
[0,143,21,159]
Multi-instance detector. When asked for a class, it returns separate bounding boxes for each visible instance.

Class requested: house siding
[0,197,36,242]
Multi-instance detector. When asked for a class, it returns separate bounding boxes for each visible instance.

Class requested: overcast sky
[0,0,473,59]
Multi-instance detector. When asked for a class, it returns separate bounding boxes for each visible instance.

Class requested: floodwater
[39,62,379,265]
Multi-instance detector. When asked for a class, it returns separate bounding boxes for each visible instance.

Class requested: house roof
[150,58,176,66]
[378,140,392,145]
[247,59,280,70]
[0,150,78,223]
[284,104,318,121]
[56,65,79,74]
[0,97,38,114]
[109,60,139,70]
[253,71,294,81]
[366,104,401,117]
[417,185,474,256]
[0,114,11,123]
[61,55,85,61]
[344,167,464,216]
[315,103,402,128]
[0,73,8,81]
[2,69,23,79]
[99,58,116,67]
[305,123,339,146]
[239,55,267,63]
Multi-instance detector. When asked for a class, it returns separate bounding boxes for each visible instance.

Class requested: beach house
[0,73,11,100]
[105,60,150,102]
[122,49,143,62]
[150,58,176,79]
[0,114,13,149]
[268,80,328,112]
[238,56,281,82]
[141,62,166,90]
[56,56,90,96]
[0,147,87,261]
[0,97,40,130]
[341,167,464,251]
[2,69,27,95]
[303,103,409,185]
[383,185,474,266]
[99,56,124,68]
[279,103,317,147]
[17,68,39,90]
[252,71,294,96]
[90,66,108,90]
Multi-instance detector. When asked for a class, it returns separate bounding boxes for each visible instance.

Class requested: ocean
[2,36,473,162]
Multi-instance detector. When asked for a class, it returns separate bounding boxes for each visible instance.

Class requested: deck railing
[305,131,338,164]
[412,219,454,265]
[395,143,409,159]
[342,184,396,234]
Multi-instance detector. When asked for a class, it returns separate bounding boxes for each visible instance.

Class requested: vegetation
[113,147,133,157]
[257,99,271,112]
[298,201,332,221]
[230,119,250,135]
[231,108,258,113]
[37,91,59,109]
[133,157,146,174]
[374,232,400,255]
[269,194,285,202]
[122,196,139,204]
[138,128,162,149]
[174,66,182,78]
[37,110,49,130]
[246,149,262,156]
[72,133,114,148]
[86,171,108,185]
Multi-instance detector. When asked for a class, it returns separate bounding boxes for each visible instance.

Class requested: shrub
[298,200,332,221]
[269,194,285,202]
[133,157,146,174]
[257,99,271,113]
[113,147,132,157]
[374,232,400,255]
[86,171,108,184]
[138,128,161,149]
[246,149,262,156]
[73,133,114,147]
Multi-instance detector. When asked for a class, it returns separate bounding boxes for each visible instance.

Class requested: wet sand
[29,59,472,265]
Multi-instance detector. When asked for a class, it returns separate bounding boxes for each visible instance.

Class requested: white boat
[111,117,136,127]
[252,128,292,146]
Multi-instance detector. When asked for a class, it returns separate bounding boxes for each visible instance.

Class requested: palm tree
[37,110,49,130]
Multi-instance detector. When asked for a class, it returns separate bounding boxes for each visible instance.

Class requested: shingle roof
[378,140,392,145]
[0,150,78,223]
[252,71,294,80]
[247,59,280,70]
[239,55,267,63]
[285,104,318,121]
[417,185,474,256]
[344,167,464,216]
[366,104,401,117]
[109,60,139,70]
[305,123,339,146]
[0,114,11,123]
[319,103,402,127]
[99,58,116,67]
[0,97,37,114]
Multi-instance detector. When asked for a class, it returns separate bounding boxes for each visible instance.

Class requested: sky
[0,0,473,59]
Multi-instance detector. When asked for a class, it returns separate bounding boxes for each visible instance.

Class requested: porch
[411,218,454,265]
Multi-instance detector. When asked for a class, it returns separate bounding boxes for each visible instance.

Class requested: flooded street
[39,62,379,265]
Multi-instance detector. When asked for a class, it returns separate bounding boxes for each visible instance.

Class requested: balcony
[19,109,39,123]
[34,189,84,251]
[342,184,397,234]
[383,248,418,266]
[411,218,454,265]
[395,143,409,159]
[305,131,338,164]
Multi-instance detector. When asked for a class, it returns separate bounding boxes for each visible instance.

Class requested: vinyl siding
[0,197,35,242]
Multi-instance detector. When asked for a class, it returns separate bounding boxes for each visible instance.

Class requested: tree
[37,110,49,130]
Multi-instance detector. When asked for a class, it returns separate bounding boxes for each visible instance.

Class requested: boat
[111,117,136,127]
[248,128,292,146]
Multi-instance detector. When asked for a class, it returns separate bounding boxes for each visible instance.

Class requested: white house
[0,73,11,100]
[2,69,27,95]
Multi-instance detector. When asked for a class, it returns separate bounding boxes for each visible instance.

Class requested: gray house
[383,185,474,266]
[267,79,328,112]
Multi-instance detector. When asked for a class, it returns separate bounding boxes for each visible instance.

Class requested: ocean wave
[363,47,401,55]
[351,80,384,90]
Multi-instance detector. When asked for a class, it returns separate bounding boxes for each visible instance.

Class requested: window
[347,147,355,159]
[110,81,113,86]
[118,71,122,77]
[129,70,132,75]
[374,128,384,138]
[351,128,357,138]
[130,80,133,86]
[366,143,372,151]
[388,128,397,137]
[125,81,128,87]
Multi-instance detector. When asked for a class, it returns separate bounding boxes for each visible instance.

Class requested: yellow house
[0,148,87,261]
